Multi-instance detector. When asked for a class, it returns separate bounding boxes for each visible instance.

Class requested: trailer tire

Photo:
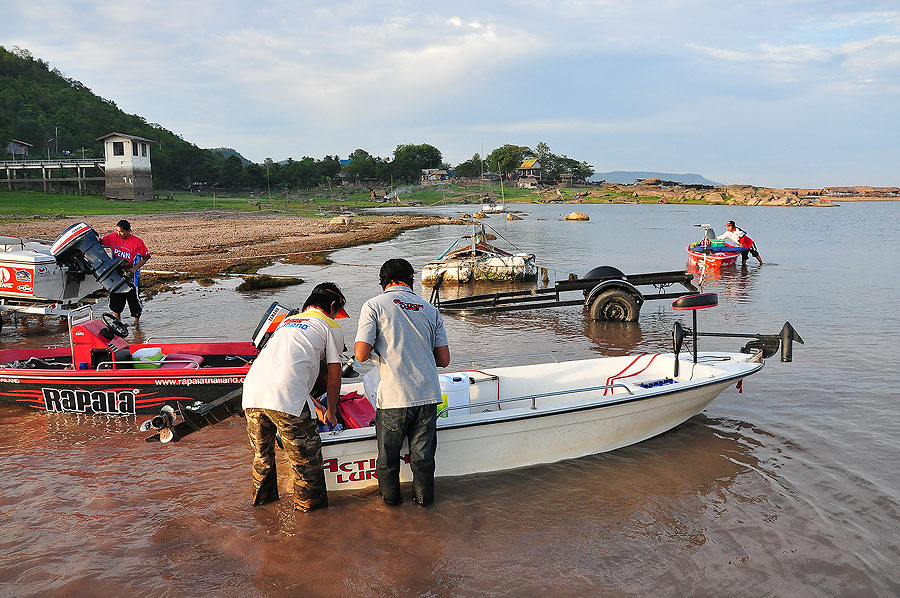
[590,289,640,322]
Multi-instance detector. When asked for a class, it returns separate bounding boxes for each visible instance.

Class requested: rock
[565,211,590,221]
[705,192,725,204]
[472,212,486,219]
[507,213,523,221]
[329,215,353,225]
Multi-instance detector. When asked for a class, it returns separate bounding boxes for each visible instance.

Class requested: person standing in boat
[716,220,763,264]
[101,219,152,325]
[354,258,450,507]
[242,283,349,512]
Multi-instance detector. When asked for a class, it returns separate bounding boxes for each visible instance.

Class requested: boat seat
[672,293,718,311]
[159,353,204,369]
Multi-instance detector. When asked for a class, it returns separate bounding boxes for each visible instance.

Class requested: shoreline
[7,212,454,279]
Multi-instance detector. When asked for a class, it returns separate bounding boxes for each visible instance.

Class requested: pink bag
[337,391,376,429]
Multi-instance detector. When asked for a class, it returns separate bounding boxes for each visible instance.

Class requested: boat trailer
[430,266,699,322]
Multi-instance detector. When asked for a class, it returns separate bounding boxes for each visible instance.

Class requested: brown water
[2,203,899,597]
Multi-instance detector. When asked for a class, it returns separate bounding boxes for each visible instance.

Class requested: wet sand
[8,211,452,277]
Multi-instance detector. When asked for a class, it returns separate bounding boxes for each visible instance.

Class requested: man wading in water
[241,283,349,512]
[355,259,450,506]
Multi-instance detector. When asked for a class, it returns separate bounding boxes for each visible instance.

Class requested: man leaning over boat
[241,283,350,512]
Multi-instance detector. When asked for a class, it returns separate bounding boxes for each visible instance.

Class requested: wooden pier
[1,158,105,194]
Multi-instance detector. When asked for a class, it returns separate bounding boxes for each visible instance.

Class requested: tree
[392,143,442,183]
[454,153,484,179]
[219,155,243,188]
[485,144,532,177]
[344,148,377,182]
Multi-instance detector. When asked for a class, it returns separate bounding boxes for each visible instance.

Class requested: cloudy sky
[3,1,898,187]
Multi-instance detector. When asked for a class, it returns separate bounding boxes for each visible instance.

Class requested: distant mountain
[209,147,252,165]
[591,171,720,186]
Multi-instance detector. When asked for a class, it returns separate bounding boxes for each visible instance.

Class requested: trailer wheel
[590,289,640,322]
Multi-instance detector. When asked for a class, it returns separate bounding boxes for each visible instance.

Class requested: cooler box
[337,391,376,428]
[439,374,470,418]
[132,347,165,369]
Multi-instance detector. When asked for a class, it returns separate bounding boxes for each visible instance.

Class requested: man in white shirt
[355,259,450,507]
[242,282,349,512]
[717,220,763,264]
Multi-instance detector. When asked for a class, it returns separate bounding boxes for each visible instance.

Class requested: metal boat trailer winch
[430,266,699,322]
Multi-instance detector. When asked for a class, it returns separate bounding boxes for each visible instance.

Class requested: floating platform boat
[422,224,536,284]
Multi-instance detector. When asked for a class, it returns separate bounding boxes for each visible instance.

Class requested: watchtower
[96,133,154,200]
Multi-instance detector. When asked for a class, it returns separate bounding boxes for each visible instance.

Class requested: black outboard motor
[50,223,132,294]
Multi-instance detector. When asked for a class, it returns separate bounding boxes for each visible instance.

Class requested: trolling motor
[671,293,804,377]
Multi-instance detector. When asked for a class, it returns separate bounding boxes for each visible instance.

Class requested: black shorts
[109,286,142,317]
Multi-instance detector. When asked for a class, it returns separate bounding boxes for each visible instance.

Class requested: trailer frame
[430,269,698,321]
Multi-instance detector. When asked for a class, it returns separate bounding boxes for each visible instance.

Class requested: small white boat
[480,201,506,214]
[321,349,764,490]
[421,224,536,284]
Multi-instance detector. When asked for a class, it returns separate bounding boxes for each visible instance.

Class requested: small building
[370,188,387,200]
[96,132,154,200]
[6,139,33,159]
[422,168,448,181]
[559,173,574,187]
[516,158,542,180]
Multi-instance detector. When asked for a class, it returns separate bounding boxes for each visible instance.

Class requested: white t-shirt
[355,285,448,409]
[242,308,344,417]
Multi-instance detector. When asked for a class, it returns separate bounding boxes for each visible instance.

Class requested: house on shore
[516,158,542,180]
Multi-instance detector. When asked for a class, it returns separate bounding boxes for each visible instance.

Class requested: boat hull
[686,245,742,269]
[422,254,537,284]
[0,342,256,414]
[320,352,762,491]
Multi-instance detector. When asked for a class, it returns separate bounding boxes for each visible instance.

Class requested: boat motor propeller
[50,222,132,294]
[138,405,177,443]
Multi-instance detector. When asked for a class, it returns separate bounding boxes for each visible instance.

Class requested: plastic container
[132,347,165,369]
[438,374,470,418]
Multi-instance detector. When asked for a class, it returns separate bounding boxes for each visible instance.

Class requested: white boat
[320,349,765,490]
[480,201,506,214]
[421,224,537,284]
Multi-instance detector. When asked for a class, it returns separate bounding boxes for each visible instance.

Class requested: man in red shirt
[101,219,152,326]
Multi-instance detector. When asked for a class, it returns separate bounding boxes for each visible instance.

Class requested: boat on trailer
[0,303,298,415]
[141,293,803,492]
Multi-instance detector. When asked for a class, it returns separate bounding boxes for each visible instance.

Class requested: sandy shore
[8,211,451,278]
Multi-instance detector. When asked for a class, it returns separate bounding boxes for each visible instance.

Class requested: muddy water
[2,202,899,597]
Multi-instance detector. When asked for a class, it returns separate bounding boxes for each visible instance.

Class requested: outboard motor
[50,223,132,294]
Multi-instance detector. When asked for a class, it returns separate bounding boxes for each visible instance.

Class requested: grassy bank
[0,182,703,222]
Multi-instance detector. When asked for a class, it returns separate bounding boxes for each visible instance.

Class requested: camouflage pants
[245,406,327,511]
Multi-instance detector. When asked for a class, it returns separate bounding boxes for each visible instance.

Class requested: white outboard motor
[50,223,132,294]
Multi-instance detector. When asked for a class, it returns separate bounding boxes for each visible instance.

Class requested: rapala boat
[0,302,296,415]
[422,224,536,284]
[686,224,748,269]
[141,294,803,492]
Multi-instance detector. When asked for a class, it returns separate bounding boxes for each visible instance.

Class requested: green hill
[0,45,222,189]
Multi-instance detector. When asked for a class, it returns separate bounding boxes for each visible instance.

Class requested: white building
[96,132,154,200]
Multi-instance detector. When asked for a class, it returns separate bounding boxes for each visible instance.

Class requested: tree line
[0,45,593,191]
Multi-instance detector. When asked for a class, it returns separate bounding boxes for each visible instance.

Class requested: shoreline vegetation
[0,179,893,292]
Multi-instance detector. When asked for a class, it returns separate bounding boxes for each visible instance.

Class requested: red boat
[0,304,293,415]
[686,224,748,269]
[686,242,747,269]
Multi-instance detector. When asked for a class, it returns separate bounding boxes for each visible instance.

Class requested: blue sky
[3,1,898,187]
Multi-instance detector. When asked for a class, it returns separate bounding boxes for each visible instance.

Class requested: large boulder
[705,192,725,204]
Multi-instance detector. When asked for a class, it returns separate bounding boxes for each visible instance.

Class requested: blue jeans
[375,404,438,505]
